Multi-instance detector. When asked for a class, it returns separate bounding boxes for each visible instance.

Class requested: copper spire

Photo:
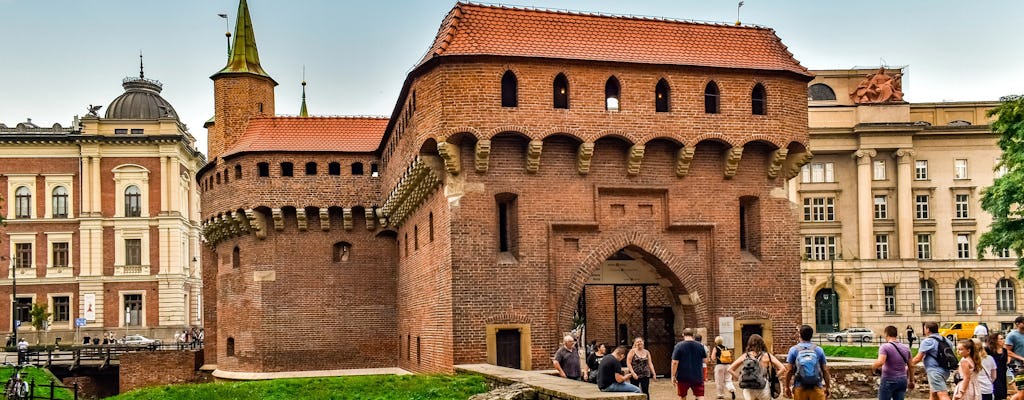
[213,0,275,83]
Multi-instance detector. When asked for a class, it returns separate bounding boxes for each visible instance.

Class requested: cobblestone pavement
[646,378,900,400]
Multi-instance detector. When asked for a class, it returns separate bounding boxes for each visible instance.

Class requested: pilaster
[854,149,877,260]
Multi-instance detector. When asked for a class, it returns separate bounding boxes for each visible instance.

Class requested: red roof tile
[420,3,811,76]
[221,116,387,158]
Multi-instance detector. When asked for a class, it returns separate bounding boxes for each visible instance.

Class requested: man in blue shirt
[1005,316,1024,366]
[910,322,952,400]
[671,328,707,400]
[785,325,831,400]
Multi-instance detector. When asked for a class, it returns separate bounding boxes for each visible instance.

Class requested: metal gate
[815,288,839,333]
[581,284,674,376]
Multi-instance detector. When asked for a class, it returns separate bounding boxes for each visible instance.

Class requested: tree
[29,303,51,344]
[978,95,1024,276]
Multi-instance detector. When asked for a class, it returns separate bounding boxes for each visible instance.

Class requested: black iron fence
[21,378,78,400]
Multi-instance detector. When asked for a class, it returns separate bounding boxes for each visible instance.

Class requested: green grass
[821,345,918,359]
[0,366,76,400]
[108,373,490,400]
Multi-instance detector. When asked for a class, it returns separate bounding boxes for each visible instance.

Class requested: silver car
[825,327,875,342]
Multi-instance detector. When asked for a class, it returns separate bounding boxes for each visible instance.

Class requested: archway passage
[815,288,840,333]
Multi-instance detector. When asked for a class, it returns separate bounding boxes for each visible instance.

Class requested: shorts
[926,368,950,392]
[677,380,705,397]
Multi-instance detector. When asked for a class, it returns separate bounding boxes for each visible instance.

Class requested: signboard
[14,320,20,328]
[74,318,86,328]
[977,306,983,316]
[83,293,96,321]
[719,316,735,348]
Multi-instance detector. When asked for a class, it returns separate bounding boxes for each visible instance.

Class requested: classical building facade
[0,72,205,343]
[794,67,1015,336]
[198,1,814,376]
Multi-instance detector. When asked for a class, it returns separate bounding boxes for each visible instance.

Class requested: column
[81,157,92,213]
[895,149,916,259]
[169,157,180,214]
[854,149,877,260]
[160,156,169,213]
[91,157,100,215]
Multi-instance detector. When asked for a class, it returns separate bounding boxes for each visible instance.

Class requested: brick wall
[209,75,276,160]
[119,350,201,393]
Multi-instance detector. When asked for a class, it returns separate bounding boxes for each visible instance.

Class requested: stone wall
[119,350,202,394]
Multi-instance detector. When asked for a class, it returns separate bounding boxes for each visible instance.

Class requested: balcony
[114,265,151,276]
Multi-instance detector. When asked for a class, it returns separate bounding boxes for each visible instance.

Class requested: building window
[216,172,222,184]
[803,235,836,261]
[873,195,888,219]
[370,163,379,177]
[915,195,930,219]
[655,79,670,112]
[955,194,970,219]
[875,234,889,260]
[739,196,760,254]
[957,234,971,259]
[333,242,351,263]
[281,162,294,177]
[125,239,142,265]
[429,212,434,242]
[328,162,341,176]
[553,73,569,109]
[15,186,31,218]
[873,160,886,180]
[130,128,144,135]
[917,234,932,259]
[414,225,420,250]
[257,162,270,177]
[125,185,142,217]
[52,186,68,218]
[808,83,836,101]
[501,70,518,107]
[605,76,621,111]
[496,193,518,255]
[997,248,1012,258]
[235,164,242,179]
[232,246,240,269]
[125,294,142,326]
[305,162,317,175]
[884,285,897,314]
[52,242,69,268]
[352,162,364,175]
[997,279,1016,312]
[802,197,835,222]
[223,168,229,184]
[751,83,766,115]
[227,337,235,357]
[15,243,32,268]
[801,162,835,183]
[14,298,32,325]
[920,280,936,313]
[52,296,70,322]
[955,279,976,313]
[704,81,720,114]
[114,129,128,135]
[915,160,928,180]
[955,159,969,179]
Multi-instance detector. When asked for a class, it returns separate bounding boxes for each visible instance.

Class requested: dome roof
[105,77,179,120]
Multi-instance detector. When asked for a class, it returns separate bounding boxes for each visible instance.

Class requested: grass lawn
[821,345,918,359]
[0,366,76,400]
[108,373,490,400]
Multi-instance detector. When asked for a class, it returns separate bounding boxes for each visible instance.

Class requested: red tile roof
[420,2,811,76]
[220,116,387,158]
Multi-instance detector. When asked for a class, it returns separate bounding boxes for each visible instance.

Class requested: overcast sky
[1,0,1021,155]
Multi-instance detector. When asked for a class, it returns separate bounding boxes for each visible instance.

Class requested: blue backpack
[794,343,823,388]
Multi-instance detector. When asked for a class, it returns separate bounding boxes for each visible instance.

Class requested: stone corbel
[296,209,307,231]
[234,210,251,234]
[724,146,744,179]
[271,208,284,231]
[319,208,330,231]
[576,142,595,175]
[436,141,461,175]
[766,148,789,179]
[475,140,491,173]
[627,145,645,176]
[525,140,543,174]
[675,146,695,177]
[342,208,353,230]
[245,209,267,240]
[782,150,814,180]
[376,208,388,227]
[222,214,238,237]
[365,208,376,230]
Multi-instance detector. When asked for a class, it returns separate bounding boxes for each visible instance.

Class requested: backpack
[932,336,959,371]
[794,343,823,388]
[738,352,767,389]
[719,346,733,364]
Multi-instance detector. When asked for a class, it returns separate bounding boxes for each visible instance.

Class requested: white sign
[719,317,735,348]
[83,293,96,321]
[977,306,983,316]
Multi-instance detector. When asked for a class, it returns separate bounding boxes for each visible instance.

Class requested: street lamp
[829,250,838,332]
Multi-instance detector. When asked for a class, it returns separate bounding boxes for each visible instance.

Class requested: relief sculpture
[850,67,904,104]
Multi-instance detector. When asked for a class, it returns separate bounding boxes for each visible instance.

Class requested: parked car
[825,327,875,342]
[121,335,161,347]
[938,321,980,342]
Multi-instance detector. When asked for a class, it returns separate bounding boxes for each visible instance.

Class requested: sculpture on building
[850,67,904,104]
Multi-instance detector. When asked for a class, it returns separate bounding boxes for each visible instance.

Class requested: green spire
[299,80,308,117]
[215,0,274,82]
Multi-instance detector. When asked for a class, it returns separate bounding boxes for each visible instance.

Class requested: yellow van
[938,321,980,341]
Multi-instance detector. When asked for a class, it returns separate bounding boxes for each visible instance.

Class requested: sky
[0,0,1021,155]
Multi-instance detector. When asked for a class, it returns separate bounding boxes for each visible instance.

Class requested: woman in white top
[727,334,784,400]
[972,338,997,400]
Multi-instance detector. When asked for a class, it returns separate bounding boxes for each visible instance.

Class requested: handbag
[769,364,781,399]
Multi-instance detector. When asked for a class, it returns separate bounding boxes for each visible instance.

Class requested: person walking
[597,345,643,393]
[728,333,784,400]
[671,328,707,400]
[973,339,996,400]
[911,322,956,400]
[976,324,991,341]
[626,337,656,397]
[954,339,982,400]
[907,325,917,349]
[984,333,1008,400]
[873,325,915,400]
[712,336,737,400]
[16,338,28,364]
[1006,317,1024,368]
[552,335,583,381]
[784,325,831,400]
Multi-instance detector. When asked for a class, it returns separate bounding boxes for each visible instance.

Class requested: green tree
[29,303,51,344]
[979,95,1024,275]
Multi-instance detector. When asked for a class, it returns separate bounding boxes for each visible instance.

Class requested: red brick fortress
[198,1,814,376]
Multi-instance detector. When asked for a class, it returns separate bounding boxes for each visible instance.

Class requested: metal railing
[9,342,203,369]
[811,334,919,348]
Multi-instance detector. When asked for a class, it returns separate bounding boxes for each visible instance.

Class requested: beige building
[792,67,1017,338]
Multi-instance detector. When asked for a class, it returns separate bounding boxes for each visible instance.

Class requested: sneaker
[731,392,736,400]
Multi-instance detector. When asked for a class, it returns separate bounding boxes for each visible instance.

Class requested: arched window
[52,186,68,218]
[605,76,621,111]
[333,242,351,262]
[496,193,518,256]
[553,73,569,109]
[752,83,767,115]
[305,162,317,176]
[655,79,670,112]
[704,81,720,114]
[808,83,836,101]
[955,279,975,313]
[352,162,364,175]
[216,172,221,184]
[328,162,341,176]
[223,168,229,183]
[501,70,518,107]
[920,279,936,313]
[125,185,142,217]
[234,164,242,179]
[232,246,240,269]
[997,278,1017,312]
[226,337,235,357]
[15,186,31,218]
[280,162,294,177]
[257,162,269,177]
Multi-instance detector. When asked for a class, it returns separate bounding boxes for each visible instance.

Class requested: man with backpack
[910,321,957,400]
[784,325,831,400]
[672,328,708,400]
